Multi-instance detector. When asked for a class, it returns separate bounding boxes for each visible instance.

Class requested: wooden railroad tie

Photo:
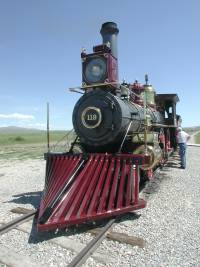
[10,206,146,248]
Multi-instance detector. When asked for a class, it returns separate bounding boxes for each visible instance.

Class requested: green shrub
[14,136,25,142]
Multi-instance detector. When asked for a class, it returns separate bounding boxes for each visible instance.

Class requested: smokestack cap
[100,22,119,35]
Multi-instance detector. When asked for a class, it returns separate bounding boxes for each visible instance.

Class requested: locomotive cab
[156,94,179,126]
[156,94,180,150]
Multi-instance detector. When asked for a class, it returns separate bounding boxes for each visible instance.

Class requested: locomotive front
[72,22,164,154]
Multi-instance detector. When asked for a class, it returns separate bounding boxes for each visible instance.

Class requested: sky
[0,0,199,130]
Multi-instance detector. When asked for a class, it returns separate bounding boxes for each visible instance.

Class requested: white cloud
[0,113,35,120]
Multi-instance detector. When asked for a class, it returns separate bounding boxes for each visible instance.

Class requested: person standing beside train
[176,127,190,169]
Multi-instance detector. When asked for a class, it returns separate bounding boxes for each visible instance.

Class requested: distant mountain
[0,126,44,133]
[183,126,200,134]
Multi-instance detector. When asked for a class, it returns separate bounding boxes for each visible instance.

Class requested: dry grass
[0,130,75,160]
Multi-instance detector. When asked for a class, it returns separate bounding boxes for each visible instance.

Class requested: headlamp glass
[85,57,106,83]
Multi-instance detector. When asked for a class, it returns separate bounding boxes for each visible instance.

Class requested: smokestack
[100,22,119,59]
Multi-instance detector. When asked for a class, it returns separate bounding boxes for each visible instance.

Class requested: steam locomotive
[37,22,180,231]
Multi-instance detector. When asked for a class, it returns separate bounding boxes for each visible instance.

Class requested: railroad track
[0,207,145,266]
[0,211,115,266]
[0,151,197,266]
[0,156,173,266]
[0,210,37,236]
[67,218,115,267]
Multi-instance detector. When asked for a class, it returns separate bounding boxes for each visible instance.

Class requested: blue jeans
[178,143,186,168]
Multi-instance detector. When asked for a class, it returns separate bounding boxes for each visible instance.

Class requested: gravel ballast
[0,147,199,266]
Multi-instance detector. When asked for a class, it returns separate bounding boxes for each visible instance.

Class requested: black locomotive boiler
[37,22,181,231]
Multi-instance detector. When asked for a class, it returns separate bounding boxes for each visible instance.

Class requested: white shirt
[177,130,190,144]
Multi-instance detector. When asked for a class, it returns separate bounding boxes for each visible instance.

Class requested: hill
[183,126,200,135]
[0,126,43,133]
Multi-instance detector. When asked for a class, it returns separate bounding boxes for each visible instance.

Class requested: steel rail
[0,210,37,235]
[67,218,115,267]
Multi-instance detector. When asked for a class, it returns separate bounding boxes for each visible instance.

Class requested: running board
[37,153,149,231]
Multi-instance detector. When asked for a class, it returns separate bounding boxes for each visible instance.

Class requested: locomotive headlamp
[84,57,107,84]
[81,106,102,129]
